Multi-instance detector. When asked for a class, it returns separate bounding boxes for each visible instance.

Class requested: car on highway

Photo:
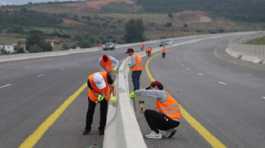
[159,40,173,47]
[102,42,116,50]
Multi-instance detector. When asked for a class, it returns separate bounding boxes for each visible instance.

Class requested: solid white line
[217,81,227,86]
[0,83,12,89]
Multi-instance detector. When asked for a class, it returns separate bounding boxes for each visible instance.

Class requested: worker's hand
[97,94,104,102]
[112,69,118,74]
[129,91,136,100]
[110,95,117,106]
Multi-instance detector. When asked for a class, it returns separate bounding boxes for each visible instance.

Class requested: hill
[138,0,265,22]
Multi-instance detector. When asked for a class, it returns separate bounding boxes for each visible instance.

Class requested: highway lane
[0,47,130,148]
[148,36,265,147]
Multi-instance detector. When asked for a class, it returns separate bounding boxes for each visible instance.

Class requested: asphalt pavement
[1,34,264,148]
[146,37,265,147]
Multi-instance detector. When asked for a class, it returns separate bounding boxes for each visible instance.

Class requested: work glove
[97,94,105,102]
[110,95,117,106]
[139,100,145,112]
[129,91,136,100]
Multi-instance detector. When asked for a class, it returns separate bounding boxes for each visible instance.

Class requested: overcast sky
[0,0,79,5]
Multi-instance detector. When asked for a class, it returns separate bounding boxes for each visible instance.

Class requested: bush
[124,19,145,43]
[26,31,53,53]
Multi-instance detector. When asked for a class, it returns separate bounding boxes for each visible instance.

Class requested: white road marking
[197,73,204,76]
[37,74,45,78]
[217,81,227,86]
[0,83,12,89]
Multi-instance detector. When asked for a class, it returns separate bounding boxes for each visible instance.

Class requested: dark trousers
[162,52,166,58]
[144,109,180,133]
[131,71,142,91]
[85,98,108,131]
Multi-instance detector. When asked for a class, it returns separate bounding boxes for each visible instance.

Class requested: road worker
[99,54,120,79]
[131,81,182,139]
[145,47,153,57]
[125,48,143,92]
[160,46,167,59]
[83,71,114,136]
[140,42,145,51]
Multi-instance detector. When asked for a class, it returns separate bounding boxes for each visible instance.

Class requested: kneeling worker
[132,81,182,139]
[83,71,114,135]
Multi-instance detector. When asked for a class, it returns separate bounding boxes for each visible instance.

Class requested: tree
[26,31,52,53]
[124,19,145,43]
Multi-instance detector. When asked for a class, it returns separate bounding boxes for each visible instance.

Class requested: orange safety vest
[156,95,182,121]
[130,54,144,71]
[100,57,113,72]
[87,72,112,103]
[160,47,166,53]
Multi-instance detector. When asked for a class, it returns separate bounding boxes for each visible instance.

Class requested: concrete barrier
[226,32,265,64]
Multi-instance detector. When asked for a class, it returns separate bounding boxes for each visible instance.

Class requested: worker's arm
[98,57,105,71]
[87,80,93,90]
[109,55,120,71]
[135,89,167,102]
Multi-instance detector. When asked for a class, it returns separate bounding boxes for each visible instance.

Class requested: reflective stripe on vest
[156,95,182,121]
[100,58,113,72]
[130,54,143,71]
[87,72,111,103]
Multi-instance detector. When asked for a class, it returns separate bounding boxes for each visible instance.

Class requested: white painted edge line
[0,83,12,89]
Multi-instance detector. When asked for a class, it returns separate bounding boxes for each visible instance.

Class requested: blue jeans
[131,71,142,91]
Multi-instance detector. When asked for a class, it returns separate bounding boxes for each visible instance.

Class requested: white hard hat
[93,72,106,89]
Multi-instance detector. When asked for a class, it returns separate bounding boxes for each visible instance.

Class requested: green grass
[247,36,265,45]
[0,34,25,44]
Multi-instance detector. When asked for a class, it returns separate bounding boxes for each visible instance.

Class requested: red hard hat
[149,81,164,90]
[102,54,109,62]
[125,48,134,54]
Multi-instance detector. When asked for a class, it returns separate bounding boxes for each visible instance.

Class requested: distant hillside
[138,0,265,22]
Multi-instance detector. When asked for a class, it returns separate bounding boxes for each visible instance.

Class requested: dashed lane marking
[37,74,45,78]
[0,83,12,89]
[217,81,227,86]
[197,73,205,76]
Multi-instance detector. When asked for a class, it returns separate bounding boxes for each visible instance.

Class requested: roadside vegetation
[247,36,265,45]
[0,0,265,54]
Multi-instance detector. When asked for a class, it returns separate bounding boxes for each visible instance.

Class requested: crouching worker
[83,71,114,136]
[132,81,182,139]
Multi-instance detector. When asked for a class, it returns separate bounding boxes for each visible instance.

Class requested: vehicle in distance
[159,40,173,47]
[102,42,115,50]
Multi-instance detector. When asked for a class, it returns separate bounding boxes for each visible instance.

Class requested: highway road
[139,36,265,148]
[0,33,264,148]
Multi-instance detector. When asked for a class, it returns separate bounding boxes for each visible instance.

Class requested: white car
[102,42,115,50]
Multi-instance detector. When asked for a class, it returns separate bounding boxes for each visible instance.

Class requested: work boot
[144,131,162,139]
[82,128,91,135]
[99,129,105,135]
